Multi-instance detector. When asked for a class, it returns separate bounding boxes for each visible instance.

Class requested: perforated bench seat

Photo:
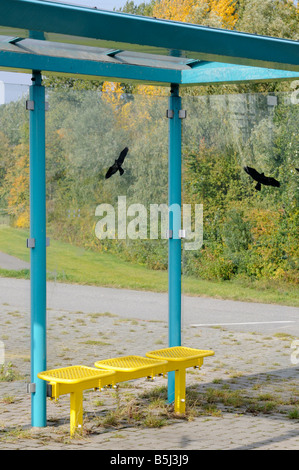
[94,355,168,383]
[38,365,115,386]
[146,347,215,413]
[38,365,115,436]
[146,346,215,369]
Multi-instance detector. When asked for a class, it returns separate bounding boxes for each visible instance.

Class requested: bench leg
[174,369,186,414]
[70,390,83,437]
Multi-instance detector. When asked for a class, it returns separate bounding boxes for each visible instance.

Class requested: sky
[44,0,146,10]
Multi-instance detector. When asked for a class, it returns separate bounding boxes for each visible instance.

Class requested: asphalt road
[0,277,298,335]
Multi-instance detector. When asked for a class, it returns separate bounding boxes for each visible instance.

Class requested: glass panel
[0,82,30,399]
[181,90,298,329]
[45,87,169,368]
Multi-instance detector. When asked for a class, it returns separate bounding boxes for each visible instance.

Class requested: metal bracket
[7,37,24,45]
[26,238,36,248]
[26,100,49,111]
[105,49,123,57]
[27,238,50,248]
[46,383,53,398]
[166,109,174,119]
[26,383,36,393]
[26,100,35,111]
[166,230,173,239]
[166,109,186,119]
[179,229,186,239]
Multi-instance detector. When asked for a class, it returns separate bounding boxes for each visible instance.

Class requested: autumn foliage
[153,0,238,29]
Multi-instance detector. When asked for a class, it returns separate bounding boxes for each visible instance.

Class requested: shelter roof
[0,0,298,86]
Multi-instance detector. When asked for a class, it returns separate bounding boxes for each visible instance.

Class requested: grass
[95,386,172,430]
[288,408,299,419]
[92,382,299,432]
[0,362,23,382]
[189,385,299,418]
[0,226,298,306]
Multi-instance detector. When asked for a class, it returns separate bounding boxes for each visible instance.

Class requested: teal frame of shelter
[0,0,298,427]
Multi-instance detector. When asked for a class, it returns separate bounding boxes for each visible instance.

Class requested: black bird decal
[105,147,129,179]
[244,166,280,191]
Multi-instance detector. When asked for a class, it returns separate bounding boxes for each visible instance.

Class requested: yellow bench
[38,358,167,437]
[38,347,214,437]
[37,365,116,437]
[146,346,215,413]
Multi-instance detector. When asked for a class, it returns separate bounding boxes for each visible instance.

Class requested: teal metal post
[168,84,182,404]
[29,71,47,427]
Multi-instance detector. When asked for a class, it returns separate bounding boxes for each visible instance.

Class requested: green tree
[236,0,299,40]
[118,0,156,15]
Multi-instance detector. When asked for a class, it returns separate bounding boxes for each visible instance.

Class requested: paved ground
[0,276,298,451]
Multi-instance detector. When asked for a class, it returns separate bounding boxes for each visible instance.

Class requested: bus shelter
[0,0,298,429]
